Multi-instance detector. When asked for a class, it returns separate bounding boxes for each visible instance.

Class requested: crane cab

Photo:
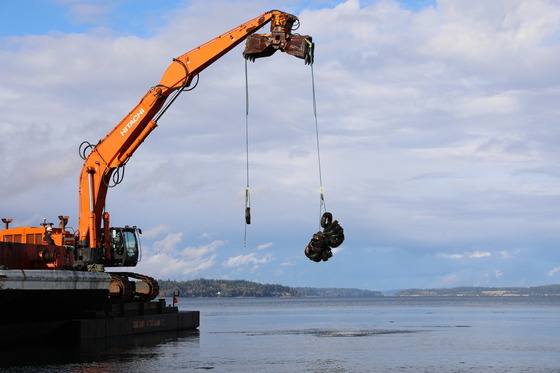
[105,226,141,267]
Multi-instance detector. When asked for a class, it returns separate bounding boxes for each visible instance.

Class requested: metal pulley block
[304,212,344,262]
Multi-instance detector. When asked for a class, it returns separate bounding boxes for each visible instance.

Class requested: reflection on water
[0,330,199,370]
[80,329,200,352]
[218,328,427,337]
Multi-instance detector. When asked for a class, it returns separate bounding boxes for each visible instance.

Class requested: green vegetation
[395,285,560,296]
[157,279,383,298]
[158,279,297,297]
[157,279,560,298]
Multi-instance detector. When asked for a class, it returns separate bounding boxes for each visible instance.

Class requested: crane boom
[75,10,314,266]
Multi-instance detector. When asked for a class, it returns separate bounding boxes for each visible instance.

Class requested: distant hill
[157,279,560,298]
[157,279,383,298]
[394,285,560,296]
[293,287,383,297]
[157,279,296,298]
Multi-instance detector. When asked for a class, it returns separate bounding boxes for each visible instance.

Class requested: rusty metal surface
[244,34,313,64]
[0,241,75,269]
[243,12,313,64]
[108,272,160,302]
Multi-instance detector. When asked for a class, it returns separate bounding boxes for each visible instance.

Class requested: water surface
[2,296,559,372]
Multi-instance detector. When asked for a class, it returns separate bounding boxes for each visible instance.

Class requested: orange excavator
[0,10,313,301]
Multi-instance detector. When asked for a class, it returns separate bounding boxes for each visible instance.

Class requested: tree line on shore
[157,279,560,298]
[157,279,297,298]
[394,284,560,296]
[157,278,382,297]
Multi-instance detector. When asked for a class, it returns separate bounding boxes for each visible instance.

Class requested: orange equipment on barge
[0,10,313,345]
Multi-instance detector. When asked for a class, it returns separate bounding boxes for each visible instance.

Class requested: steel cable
[309,57,327,222]
[244,59,251,247]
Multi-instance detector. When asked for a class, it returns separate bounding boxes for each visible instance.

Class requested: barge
[0,269,199,346]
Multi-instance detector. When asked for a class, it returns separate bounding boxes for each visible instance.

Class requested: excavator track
[108,273,134,301]
[108,272,159,302]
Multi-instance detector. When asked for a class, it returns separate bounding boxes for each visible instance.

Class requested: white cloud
[438,253,465,259]
[256,242,274,250]
[331,246,344,256]
[152,232,183,252]
[281,260,296,267]
[141,224,170,239]
[140,251,217,279]
[498,249,519,259]
[547,266,560,277]
[132,236,223,279]
[222,253,272,268]
[438,250,491,259]
[493,269,504,279]
[182,241,225,258]
[429,268,506,288]
[470,251,491,258]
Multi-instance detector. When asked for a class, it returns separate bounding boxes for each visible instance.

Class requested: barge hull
[0,303,199,346]
[74,309,200,339]
[0,269,199,346]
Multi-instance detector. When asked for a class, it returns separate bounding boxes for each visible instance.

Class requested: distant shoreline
[157,279,560,297]
[393,284,560,296]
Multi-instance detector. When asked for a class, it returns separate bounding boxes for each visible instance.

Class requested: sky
[1,0,560,291]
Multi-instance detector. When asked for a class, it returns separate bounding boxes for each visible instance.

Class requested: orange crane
[0,10,313,300]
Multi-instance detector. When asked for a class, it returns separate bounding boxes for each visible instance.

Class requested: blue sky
[0,0,182,37]
[1,0,560,291]
[0,0,436,36]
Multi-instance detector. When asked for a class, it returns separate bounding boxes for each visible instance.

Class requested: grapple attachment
[243,12,314,64]
[244,34,314,64]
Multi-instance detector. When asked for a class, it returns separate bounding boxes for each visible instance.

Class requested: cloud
[331,246,344,255]
[182,241,225,258]
[152,232,183,252]
[222,252,272,268]
[256,242,274,250]
[141,224,170,239]
[470,251,491,258]
[491,269,504,279]
[281,260,296,267]
[547,266,560,278]
[429,267,505,288]
[438,250,492,259]
[434,271,462,287]
[139,251,217,278]
[127,231,224,279]
[438,253,465,260]
[498,249,519,259]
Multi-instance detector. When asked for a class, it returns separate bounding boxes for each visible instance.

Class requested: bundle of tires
[304,212,344,262]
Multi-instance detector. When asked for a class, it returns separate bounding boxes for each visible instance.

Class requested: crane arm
[76,10,314,255]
